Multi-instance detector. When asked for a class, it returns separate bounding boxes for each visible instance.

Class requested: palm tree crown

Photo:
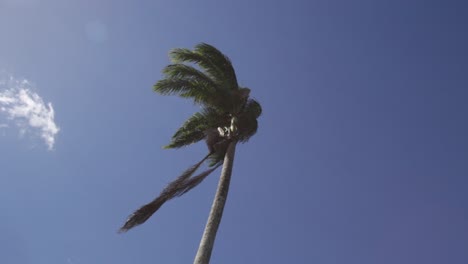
[119,43,261,234]
[156,43,261,164]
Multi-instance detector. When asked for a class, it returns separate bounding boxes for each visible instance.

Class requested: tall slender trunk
[193,141,237,264]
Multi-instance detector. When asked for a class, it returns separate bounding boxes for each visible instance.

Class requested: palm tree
[119,43,262,264]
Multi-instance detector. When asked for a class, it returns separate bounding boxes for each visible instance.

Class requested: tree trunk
[193,141,237,264]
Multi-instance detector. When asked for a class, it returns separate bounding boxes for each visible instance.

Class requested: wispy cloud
[0,74,59,150]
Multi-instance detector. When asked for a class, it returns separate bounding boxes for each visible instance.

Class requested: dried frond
[207,139,231,167]
[119,155,211,232]
[177,164,222,196]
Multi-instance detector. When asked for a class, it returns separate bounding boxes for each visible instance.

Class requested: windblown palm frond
[169,43,238,91]
[193,43,239,91]
[162,64,216,87]
[153,78,218,107]
[154,70,232,112]
[164,130,206,149]
[207,142,229,167]
[169,48,223,86]
[119,154,220,232]
[158,43,239,110]
[177,164,221,196]
[164,108,230,149]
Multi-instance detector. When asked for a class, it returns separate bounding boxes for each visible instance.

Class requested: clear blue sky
[1,0,467,263]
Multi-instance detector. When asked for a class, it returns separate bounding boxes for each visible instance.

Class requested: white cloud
[0,74,59,150]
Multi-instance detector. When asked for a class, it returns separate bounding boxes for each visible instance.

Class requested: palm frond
[178,88,223,107]
[163,64,217,89]
[170,44,239,91]
[208,154,225,167]
[194,43,239,91]
[177,164,222,196]
[165,108,230,149]
[164,130,205,149]
[169,48,223,85]
[119,154,211,232]
[153,78,201,95]
[172,112,207,139]
[207,139,231,166]
[153,78,218,107]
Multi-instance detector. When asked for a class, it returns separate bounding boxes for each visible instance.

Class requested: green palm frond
[198,107,231,129]
[163,64,217,89]
[170,44,238,91]
[153,78,201,95]
[193,43,239,91]
[153,78,213,104]
[164,112,209,149]
[178,88,228,109]
[164,130,205,149]
[165,97,260,149]
[169,48,224,85]
[165,108,230,149]
[172,112,207,139]
[154,77,232,111]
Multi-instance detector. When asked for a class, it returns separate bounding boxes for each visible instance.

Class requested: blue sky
[1,0,467,263]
